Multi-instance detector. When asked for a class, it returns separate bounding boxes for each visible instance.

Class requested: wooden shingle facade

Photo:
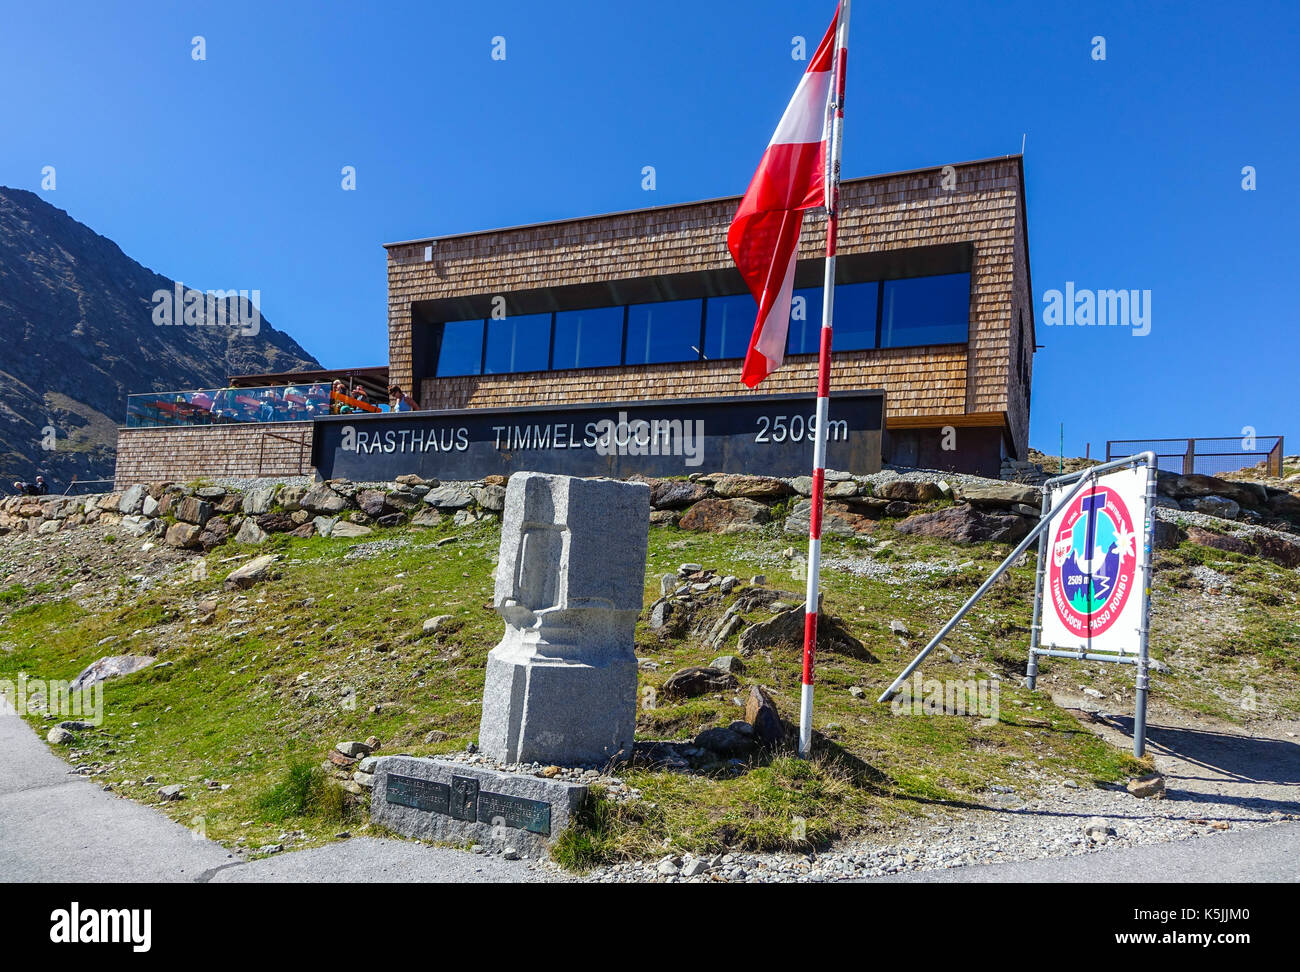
[380,155,1034,477]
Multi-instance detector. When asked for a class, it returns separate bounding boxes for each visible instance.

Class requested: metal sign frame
[879,451,1157,757]
[1027,451,1157,756]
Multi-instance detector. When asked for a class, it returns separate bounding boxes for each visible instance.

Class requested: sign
[384,773,552,835]
[312,390,884,482]
[1039,465,1151,655]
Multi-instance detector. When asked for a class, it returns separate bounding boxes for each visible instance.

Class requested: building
[385,154,1034,478]
[114,155,1034,484]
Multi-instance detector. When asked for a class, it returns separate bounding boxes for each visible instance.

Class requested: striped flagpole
[799,0,850,759]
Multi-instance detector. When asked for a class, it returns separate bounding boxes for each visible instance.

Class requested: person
[388,384,419,412]
[33,476,48,495]
[330,379,348,414]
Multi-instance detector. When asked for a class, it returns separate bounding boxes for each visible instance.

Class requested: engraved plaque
[386,774,450,814]
[476,789,552,835]
[450,775,479,821]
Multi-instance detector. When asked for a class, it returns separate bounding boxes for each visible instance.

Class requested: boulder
[1126,773,1166,800]
[470,484,507,511]
[710,474,794,500]
[410,508,442,528]
[1253,532,1300,568]
[70,654,155,690]
[175,497,213,527]
[1182,495,1240,520]
[301,485,349,515]
[199,519,231,550]
[1185,526,1252,557]
[278,485,307,512]
[894,506,1032,544]
[241,485,278,515]
[1152,519,1183,550]
[957,482,1040,509]
[117,484,148,515]
[694,726,757,758]
[661,666,740,699]
[47,726,75,745]
[164,522,202,549]
[744,685,784,747]
[649,480,712,509]
[679,498,771,533]
[330,521,373,538]
[357,489,391,518]
[784,499,877,536]
[224,554,278,590]
[256,512,298,534]
[737,606,873,660]
[709,654,745,674]
[877,479,944,503]
[235,519,268,544]
[423,485,474,509]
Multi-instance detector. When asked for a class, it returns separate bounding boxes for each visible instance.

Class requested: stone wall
[113,423,315,486]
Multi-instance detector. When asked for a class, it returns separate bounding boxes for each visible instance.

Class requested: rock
[423,485,474,509]
[889,619,909,637]
[1127,773,1166,799]
[117,484,148,515]
[678,498,771,533]
[744,685,783,747]
[694,726,757,758]
[355,490,391,518]
[502,847,520,861]
[849,686,865,698]
[396,473,433,487]
[141,494,160,517]
[649,480,711,509]
[330,521,373,538]
[1183,495,1240,520]
[709,654,745,674]
[278,485,307,512]
[784,498,877,536]
[894,506,1031,544]
[656,856,680,876]
[737,606,872,660]
[470,484,507,511]
[877,479,943,503]
[423,730,449,745]
[352,771,375,789]
[242,485,278,515]
[301,484,349,515]
[422,615,455,636]
[199,518,231,550]
[649,509,681,526]
[711,474,794,500]
[256,844,284,855]
[175,496,213,527]
[376,513,406,528]
[1184,525,1252,556]
[289,522,316,538]
[661,666,740,699]
[47,726,75,745]
[119,514,153,538]
[223,554,278,590]
[312,515,338,537]
[157,784,184,801]
[1152,519,1183,549]
[235,519,268,545]
[336,741,372,758]
[70,655,155,689]
[958,483,1040,508]
[750,574,766,586]
[1252,532,1300,568]
[681,858,709,878]
[410,507,442,528]
[164,522,202,549]
[1083,817,1113,839]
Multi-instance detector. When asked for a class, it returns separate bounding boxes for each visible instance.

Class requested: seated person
[388,384,419,412]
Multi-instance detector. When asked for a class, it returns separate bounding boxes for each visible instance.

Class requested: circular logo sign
[1047,485,1138,638]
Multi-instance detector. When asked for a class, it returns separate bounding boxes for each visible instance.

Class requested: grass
[1,507,1293,868]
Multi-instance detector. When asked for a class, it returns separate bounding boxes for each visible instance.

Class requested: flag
[728,6,839,388]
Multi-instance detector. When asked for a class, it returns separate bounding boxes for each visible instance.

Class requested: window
[435,319,485,376]
[786,287,824,355]
[829,281,879,351]
[703,294,756,360]
[624,299,703,365]
[485,312,552,374]
[880,272,969,347]
[553,306,624,370]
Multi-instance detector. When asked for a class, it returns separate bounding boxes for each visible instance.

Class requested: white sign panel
[1039,465,1151,655]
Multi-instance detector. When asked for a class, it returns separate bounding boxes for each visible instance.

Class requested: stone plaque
[386,774,449,814]
[450,775,479,821]
[477,790,552,836]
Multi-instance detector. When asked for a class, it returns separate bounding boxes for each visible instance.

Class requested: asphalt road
[3,703,1295,883]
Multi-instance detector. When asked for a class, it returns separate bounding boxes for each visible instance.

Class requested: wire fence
[1107,436,1285,478]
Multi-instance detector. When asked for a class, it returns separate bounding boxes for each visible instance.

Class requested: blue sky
[2,0,1296,458]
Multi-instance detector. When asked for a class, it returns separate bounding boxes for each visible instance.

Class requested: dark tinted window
[786,287,825,355]
[435,320,484,376]
[485,312,552,374]
[625,299,702,365]
[830,281,879,351]
[881,272,969,347]
[704,294,756,361]
[552,307,624,370]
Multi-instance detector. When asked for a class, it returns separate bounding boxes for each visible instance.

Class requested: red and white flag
[728,6,839,388]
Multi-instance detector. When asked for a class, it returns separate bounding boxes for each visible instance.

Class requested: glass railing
[125,384,383,428]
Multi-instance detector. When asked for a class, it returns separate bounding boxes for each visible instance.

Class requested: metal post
[1132,452,1157,757]
[1025,480,1051,690]
[797,0,850,759]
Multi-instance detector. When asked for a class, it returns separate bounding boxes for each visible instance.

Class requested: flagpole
[799,0,850,759]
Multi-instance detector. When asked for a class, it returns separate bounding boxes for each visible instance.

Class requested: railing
[1106,435,1285,478]
[125,384,381,429]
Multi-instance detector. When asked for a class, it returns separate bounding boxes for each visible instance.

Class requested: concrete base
[478,642,637,767]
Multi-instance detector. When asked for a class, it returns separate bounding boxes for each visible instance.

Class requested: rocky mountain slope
[0,187,320,488]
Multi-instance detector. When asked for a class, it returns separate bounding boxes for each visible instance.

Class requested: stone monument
[478,472,650,766]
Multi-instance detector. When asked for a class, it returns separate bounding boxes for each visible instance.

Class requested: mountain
[0,187,321,489]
